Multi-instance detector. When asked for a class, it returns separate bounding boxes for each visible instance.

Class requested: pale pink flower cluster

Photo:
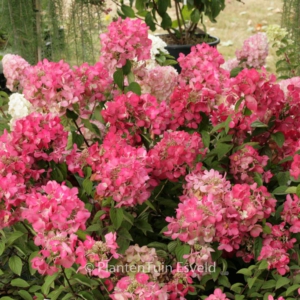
[229,145,272,184]
[148,131,205,181]
[235,32,269,69]
[137,66,178,103]
[110,273,169,300]
[100,17,152,73]
[166,169,277,261]
[2,54,30,91]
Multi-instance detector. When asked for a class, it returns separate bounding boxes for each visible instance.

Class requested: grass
[106,0,283,74]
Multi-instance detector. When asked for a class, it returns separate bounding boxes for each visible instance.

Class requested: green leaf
[286,284,300,296]
[66,109,78,121]
[157,0,169,15]
[247,276,257,289]
[253,172,263,187]
[86,223,102,232]
[276,172,290,186]
[0,241,5,256]
[201,130,210,148]
[83,178,93,195]
[9,255,22,276]
[237,268,252,276]
[113,69,124,90]
[18,290,32,300]
[47,286,65,300]
[271,132,285,148]
[71,131,84,148]
[79,291,95,300]
[92,210,106,224]
[147,242,168,251]
[254,237,263,259]
[216,143,233,160]
[286,186,297,194]
[128,82,141,96]
[0,297,15,300]
[230,67,243,78]
[134,218,153,235]
[190,8,201,23]
[161,13,172,29]
[81,119,100,136]
[251,120,268,128]
[175,244,190,264]
[231,283,244,293]
[41,273,58,295]
[122,60,132,75]
[73,274,94,288]
[167,240,178,252]
[110,208,124,230]
[118,228,133,241]
[258,260,268,270]
[272,186,289,195]
[145,12,156,31]
[218,275,231,288]
[261,279,276,289]
[235,296,245,300]
[275,276,290,290]
[11,278,30,288]
[121,5,135,18]
[6,231,24,246]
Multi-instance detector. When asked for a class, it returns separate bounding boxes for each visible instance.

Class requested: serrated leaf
[145,12,156,31]
[122,60,132,75]
[83,178,93,195]
[251,120,268,128]
[121,5,135,18]
[161,13,172,29]
[113,69,124,90]
[9,255,22,276]
[175,244,190,264]
[167,240,178,252]
[11,278,30,288]
[237,268,252,276]
[271,132,285,148]
[18,290,32,300]
[110,208,124,230]
[190,8,200,23]
[230,67,243,78]
[0,241,5,256]
[41,273,58,295]
[286,284,300,296]
[128,82,141,96]
[66,109,78,121]
[247,276,257,289]
[6,231,24,246]
[71,131,84,148]
[275,276,290,289]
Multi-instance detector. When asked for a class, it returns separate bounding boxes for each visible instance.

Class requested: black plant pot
[161,33,220,73]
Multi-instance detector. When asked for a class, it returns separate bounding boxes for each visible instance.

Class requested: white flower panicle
[8,93,32,129]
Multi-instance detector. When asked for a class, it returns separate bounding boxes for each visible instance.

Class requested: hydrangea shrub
[1,17,300,300]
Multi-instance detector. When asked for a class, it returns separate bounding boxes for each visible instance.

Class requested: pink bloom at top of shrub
[136,65,178,103]
[205,288,229,300]
[235,32,268,68]
[148,131,205,181]
[73,61,112,117]
[2,54,30,91]
[222,58,239,72]
[22,59,84,114]
[100,17,152,73]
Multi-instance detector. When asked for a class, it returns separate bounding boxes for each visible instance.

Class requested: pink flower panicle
[205,288,229,300]
[2,54,30,91]
[22,59,84,114]
[148,131,205,181]
[100,17,152,73]
[236,32,268,69]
